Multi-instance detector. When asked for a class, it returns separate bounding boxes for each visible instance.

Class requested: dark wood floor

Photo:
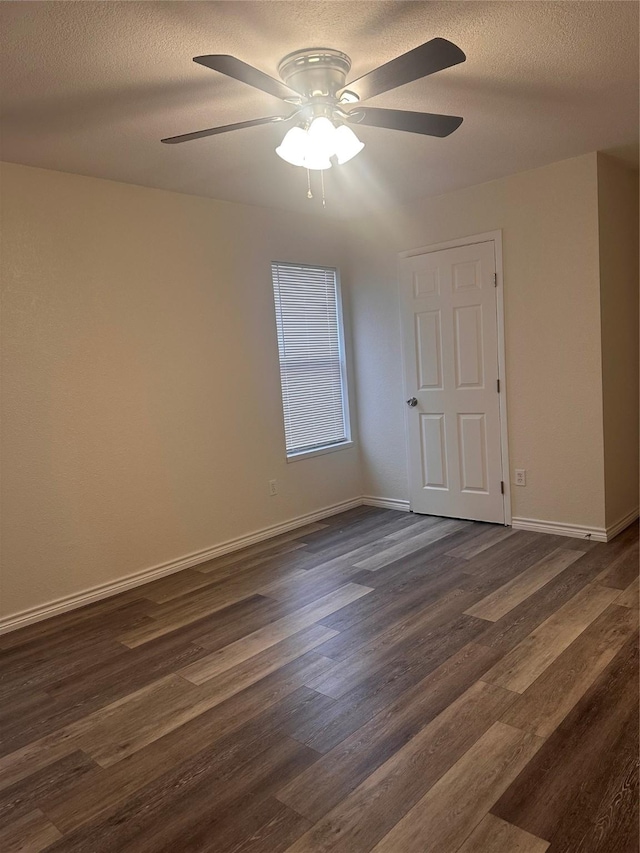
[1,507,638,853]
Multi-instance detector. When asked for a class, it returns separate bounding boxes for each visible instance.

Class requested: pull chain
[304,169,327,207]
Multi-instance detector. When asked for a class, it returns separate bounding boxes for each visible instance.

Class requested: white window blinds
[271,262,349,456]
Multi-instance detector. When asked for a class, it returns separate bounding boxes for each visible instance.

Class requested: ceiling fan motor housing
[278,48,352,99]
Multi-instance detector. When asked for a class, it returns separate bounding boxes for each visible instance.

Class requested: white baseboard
[0,496,362,636]
[361,496,411,512]
[4,497,635,636]
[606,507,639,541]
[512,516,607,542]
[513,507,639,543]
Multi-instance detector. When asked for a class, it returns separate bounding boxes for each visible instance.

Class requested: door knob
[406,397,418,407]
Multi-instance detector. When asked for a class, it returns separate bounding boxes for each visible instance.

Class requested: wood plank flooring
[1,507,637,852]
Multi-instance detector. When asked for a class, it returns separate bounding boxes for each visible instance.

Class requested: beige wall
[2,152,636,624]
[597,154,640,527]
[0,163,360,619]
[347,154,607,529]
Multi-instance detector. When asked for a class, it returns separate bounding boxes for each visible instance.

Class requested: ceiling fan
[161,39,466,172]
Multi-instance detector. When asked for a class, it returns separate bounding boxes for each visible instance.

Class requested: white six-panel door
[399,240,505,524]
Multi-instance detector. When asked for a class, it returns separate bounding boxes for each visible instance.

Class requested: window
[271,262,351,460]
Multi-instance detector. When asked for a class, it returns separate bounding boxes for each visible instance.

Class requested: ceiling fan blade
[194,55,299,101]
[343,38,465,102]
[348,107,463,137]
[162,115,289,144]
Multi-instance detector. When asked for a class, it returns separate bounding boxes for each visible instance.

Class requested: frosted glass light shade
[304,118,335,170]
[303,151,333,170]
[276,125,332,170]
[275,126,308,167]
[333,125,365,164]
[307,117,337,148]
[275,118,364,170]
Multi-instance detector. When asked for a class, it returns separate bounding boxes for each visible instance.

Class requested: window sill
[286,440,354,463]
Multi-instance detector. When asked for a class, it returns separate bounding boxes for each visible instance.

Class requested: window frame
[271,261,353,463]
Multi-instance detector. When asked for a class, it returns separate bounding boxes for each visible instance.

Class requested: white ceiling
[0,1,638,217]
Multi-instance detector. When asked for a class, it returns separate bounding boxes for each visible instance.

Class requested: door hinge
[500,480,505,494]
[497,378,500,393]
[494,273,498,287]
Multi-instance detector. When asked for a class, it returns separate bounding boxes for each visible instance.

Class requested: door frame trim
[398,230,511,525]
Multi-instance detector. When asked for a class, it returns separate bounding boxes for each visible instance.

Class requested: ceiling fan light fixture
[276,118,363,170]
[333,124,365,164]
[275,122,334,170]
[276,124,332,169]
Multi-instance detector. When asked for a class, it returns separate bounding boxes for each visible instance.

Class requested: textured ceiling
[0,1,638,217]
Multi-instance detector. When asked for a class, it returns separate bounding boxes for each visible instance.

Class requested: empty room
[1,2,639,851]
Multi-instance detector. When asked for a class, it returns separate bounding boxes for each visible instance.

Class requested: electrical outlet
[514,469,526,486]
[268,479,278,496]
